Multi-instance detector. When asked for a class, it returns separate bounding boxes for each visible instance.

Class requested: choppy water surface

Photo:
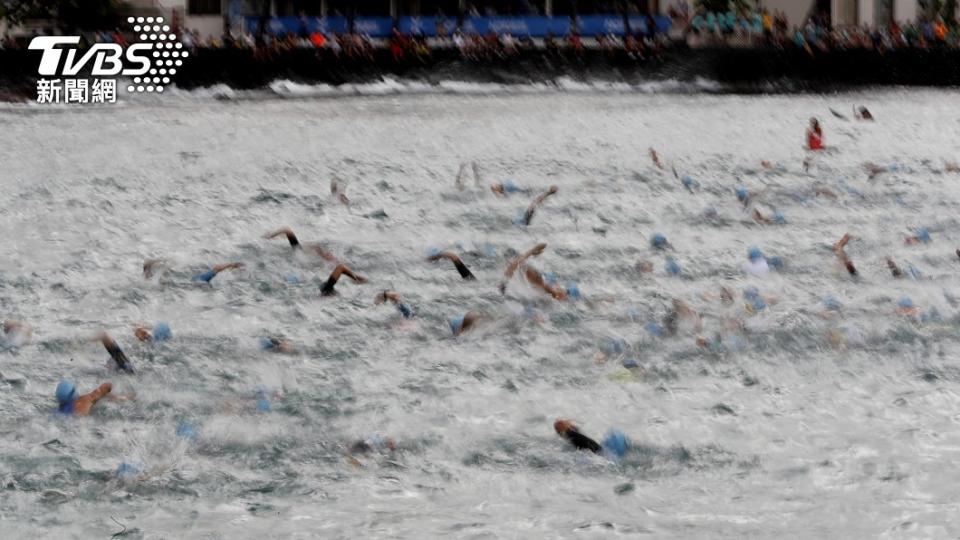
[2,88,960,538]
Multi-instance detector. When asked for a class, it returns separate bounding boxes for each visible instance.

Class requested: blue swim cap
[283,273,300,285]
[773,211,786,224]
[735,186,748,201]
[600,338,626,356]
[176,421,198,441]
[116,461,143,479]
[898,297,914,309]
[681,175,697,190]
[916,228,931,243]
[449,314,466,335]
[152,322,172,342]
[645,321,664,337]
[503,180,519,193]
[823,296,842,311]
[258,336,277,350]
[565,281,582,300]
[622,358,640,369]
[256,398,272,412]
[55,380,77,404]
[651,233,668,249]
[427,247,442,258]
[748,247,763,261]
[601,429,629,460]
[921,307,941,323]
[768,256,784,270]
[666,257,681,276]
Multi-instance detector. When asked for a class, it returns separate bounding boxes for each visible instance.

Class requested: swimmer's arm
[454,162,468,189]
[143,258,164,279]
[330,264,366,284]
[374,290,402,305]
[833,233,853,253]
[427,252,475,280]
[211,262,244,274]
[263,228,299,247]
[504,242,547,279]
[471,162,482,186]
[460,312,480,334]
[96,332,134,373]
[331,179,349,205]
[523,265,566,300]
[74,382,113,415]
[531,186,559,207]
[304,244,338,262]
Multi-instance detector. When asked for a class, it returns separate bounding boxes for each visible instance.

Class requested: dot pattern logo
[125,16,189,94]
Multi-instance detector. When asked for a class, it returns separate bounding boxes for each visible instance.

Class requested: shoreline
[3,45,960,102]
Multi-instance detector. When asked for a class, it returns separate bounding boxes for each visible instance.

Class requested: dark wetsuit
[106,342,134,373]
[321,277,337,296]
[562,429,601,454]
[286,234,300,248]
[453,259,475,280]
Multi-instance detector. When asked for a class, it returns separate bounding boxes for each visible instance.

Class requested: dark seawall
[3,45,960,98]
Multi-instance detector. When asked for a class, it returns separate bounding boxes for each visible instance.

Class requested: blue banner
[575,15,671,35]
[245,16,348,35]
[246,14,669,37]
[398,16,455,37]
[353,17,394,37]
[461,16,571,36]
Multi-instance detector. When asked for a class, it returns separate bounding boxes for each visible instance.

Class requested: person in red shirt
[806,117,824,150]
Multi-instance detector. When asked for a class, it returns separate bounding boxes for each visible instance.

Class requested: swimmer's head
[748,247,763,261]
[426,247,442,258]
[645,321,664,337]
[554,419,576,436]
[259,336,278,350]
[735,186,748,202]
[681,175,697,189]
[898,297,915,310]
[55,380,77,404]
[916,228,931,243]
[176,421,198,441]
[622,358,640,369]
[601,429,629,459]
[823,296,842,311]
[665,257,681,276]
[768,256,784,270]
[449,314,466,336]
[773,211,786,224]
[116,461,144,480]
[650,233,668,249]
[152,322,172,342]
[565,281,582,300]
